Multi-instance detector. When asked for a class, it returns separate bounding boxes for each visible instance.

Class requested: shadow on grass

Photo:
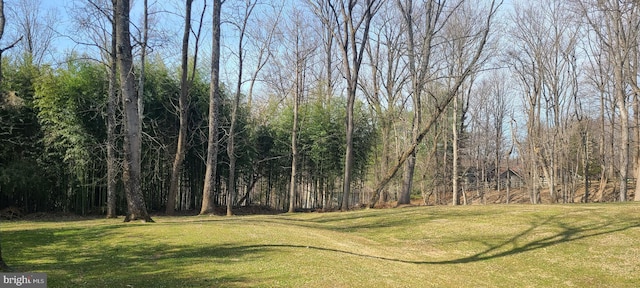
[219,213,640,265]
[439,214,640,264]
[3,205,640,287]
[150,205,640,267]
[2,225,257,288]
[253,206,493,233]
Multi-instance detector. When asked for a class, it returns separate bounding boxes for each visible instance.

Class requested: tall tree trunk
[632,49,640,202]
[226,0,255,217]
[135,0,147,210]
[115,0,152,222]
[612,11,628,201]
[106,12,118,218]
[399,137,417,204]
[324,21,333,106]
[342,87,355,211]
[582,129,589,202]
[530,143,539,204]
[495,140,501,195]
[288,36,302,213]
[288,95,299,213]
[636,139,640,201]
[396,0,428,206]
[506,147,511,204]
[596,77,607,201]
[337,0,378,211]
[227,115,237,217]
[137,0,147,156]
[494,80,505,197]
[167,0,193,215]
[452,94,459,205]
[634,92,640,201]
[616,76,629,202]
[200,0,222,215]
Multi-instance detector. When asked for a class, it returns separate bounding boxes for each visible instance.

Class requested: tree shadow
[216,213,640,265]
[256,206,492,233]
[3,207,639,287]
[2,225,256,287]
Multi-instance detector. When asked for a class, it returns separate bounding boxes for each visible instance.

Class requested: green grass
[2,203,640,287]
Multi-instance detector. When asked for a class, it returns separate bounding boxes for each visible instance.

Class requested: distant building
[499,168,524,188]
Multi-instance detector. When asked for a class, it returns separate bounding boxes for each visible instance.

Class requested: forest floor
[419,180,634,207]
[2,203,639,287]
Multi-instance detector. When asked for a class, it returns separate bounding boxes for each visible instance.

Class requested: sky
[4,0,179,65]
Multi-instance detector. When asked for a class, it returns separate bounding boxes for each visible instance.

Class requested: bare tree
[395,0,449,205]
[582,31,613,201]
[237,2,282,207]
[369,0,500,208]
[506,0,581,204]
[69,0,120,218]
[285,7,315,213]
[443,2,493,205]
[361,1,408,207]
[136,0,148,164]
[469,71,511,204]
[579,0,638,202]
[106,1,118,218]
[307,0,337,210]
[508,2,543,204]
[8,0,56,66]
[309,0,380,211]
[225,0,258,216]
[0,0,20,83]
[620,5,640,202]
[167,0,194,215]
[540,0,579,203]
[115,0,152,222]
[200,0,224,215]
[488,73,510,201]
[288,50,301,213]
[245,2,282,114]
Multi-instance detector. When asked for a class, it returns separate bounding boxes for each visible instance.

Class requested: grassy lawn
[2,203,639,287]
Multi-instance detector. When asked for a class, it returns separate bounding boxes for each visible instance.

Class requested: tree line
[1,0,640,220]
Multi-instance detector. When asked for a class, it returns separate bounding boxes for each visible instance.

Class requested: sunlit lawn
[2,203,639,287]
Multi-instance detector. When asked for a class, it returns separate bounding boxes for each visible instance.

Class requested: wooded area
[1,0,640,219]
